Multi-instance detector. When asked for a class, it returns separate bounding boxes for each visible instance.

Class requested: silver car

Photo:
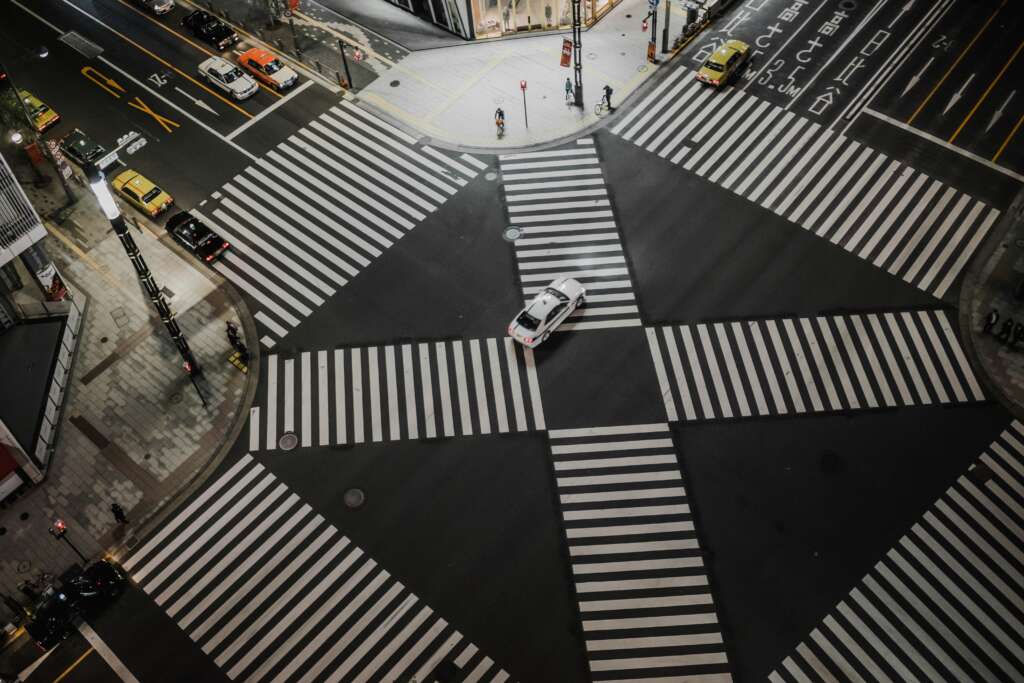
[508,277,586,348]
[198,57,259,100]
[134,0,174,14]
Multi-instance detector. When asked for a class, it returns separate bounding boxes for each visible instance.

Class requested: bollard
[314,59,323,74]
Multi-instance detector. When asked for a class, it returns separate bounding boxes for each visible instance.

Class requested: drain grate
[59,31,103,59]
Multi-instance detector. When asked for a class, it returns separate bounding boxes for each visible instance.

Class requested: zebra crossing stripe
[123,456,514,683]
[646,310,984,422]
[548,422,730,680]
[255,337,545,450]
[614,72,1001,299]
[771,421,1024,682]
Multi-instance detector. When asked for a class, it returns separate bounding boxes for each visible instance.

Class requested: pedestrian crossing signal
[642,18,648,31]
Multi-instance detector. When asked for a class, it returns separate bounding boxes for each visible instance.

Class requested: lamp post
[84,163,207,408]
[48,519,87,564]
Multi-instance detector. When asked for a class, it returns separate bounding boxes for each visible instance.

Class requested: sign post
[520,79,529,128]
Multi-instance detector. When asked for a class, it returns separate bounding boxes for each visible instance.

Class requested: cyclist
[495,107,506,134]
[603,84,613,110]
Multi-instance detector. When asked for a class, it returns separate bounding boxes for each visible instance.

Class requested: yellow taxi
[695,40,750,88]
[111,170,174,217]
[237,47,298,90]
[19,90,61,133]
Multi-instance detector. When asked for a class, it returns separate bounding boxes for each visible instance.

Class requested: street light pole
[84,163,207,407]
[571,0,583,107]
[662,0,671,53]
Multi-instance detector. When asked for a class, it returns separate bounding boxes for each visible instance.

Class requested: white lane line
[452,340,474,436]
[504,338,528,431]
[487,338,509,433]
[266,356,278,449]
[352,347,365,443]
[436,342,455,437]
[226,79,314,140]
[335,349,347,444]
[317,351,329,446]
[470,339,491,435]
[402,344,418,439]
[301,351,312,447]
[368,346,382,441]
[283,358,295,434]
[523,347,546,430]
[386,345,400,441]
[645,328,678,422]
[419,343,437,438]
[79,623,140,683]
[249,407,260,452]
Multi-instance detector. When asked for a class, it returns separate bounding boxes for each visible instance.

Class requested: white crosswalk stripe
[121,455,513,683]
[252,337,545,451]
[500,138,642,331]
[196,100,484,348]
[646,309,984,422]
[612,74,1001,300]
[547,423,731,681]
[770,421,1024,682]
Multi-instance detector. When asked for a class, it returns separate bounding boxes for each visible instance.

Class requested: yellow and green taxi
[112,170,174,217]
[18,90,61,133]
[695,40,750,88]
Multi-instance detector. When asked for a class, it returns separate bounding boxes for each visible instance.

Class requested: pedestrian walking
[564,77,573,103]
[111,502,128,525]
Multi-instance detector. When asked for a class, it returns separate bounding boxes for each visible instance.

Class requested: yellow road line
[907,0,1005,126]
[52,647,94,683]
[950,37,1024,143]
[993,110,1024,162]
[87,6,253,119]
[113,0,282,99]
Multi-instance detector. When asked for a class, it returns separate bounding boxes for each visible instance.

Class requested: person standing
[111,502,128,525]
[603,84,614,110]
[565,77,573,103]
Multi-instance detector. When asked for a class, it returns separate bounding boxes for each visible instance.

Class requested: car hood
[268,66,298,86]
[225,77,257,95]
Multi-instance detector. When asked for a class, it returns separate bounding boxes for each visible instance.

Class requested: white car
[198,57,258,100]
[508,277,586,348]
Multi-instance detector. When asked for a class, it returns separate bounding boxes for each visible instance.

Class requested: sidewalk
[0,158,255,626]
[961,186,1024,421]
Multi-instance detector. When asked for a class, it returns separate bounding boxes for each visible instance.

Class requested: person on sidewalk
[111,502,128,525]
[603,84,614,110]
[565,77,573,103]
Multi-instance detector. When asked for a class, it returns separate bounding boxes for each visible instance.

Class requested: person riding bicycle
[495,107,506,131]
[603,84,613,110]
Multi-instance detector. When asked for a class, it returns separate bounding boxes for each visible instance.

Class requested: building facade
[385,0,624,40]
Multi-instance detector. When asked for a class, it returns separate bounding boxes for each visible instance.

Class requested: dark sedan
[181,10,239,51]
[167,211,230,263]
[24,560,126,650]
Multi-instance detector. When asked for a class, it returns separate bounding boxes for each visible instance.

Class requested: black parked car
[59,129,117,172]
[24,560,126,651]
[181,10,238,51]
[167,211,230,263]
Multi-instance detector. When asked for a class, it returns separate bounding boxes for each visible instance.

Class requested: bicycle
[594,98,610,117]
[494,108,506,138]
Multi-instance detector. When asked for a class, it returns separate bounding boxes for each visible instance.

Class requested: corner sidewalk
[0,161,256,630]
[961,186,1024,421]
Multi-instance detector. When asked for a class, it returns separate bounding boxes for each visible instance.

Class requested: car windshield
[703,60,726,73]
[515,310,540,330]
[223,67,244,83]
[29,102,49,116]
[543,287,570,302]
[263,59,283,74]
[142,187,163,203]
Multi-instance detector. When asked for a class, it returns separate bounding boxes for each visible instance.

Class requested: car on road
[112,169,173,217]
[198,56,258,100]
[18,90,60,133]
[237,48,298,91]
[24,560,125,651]
[59,129,117,172]
[695,39,750,87]
[131,0,174,14]
[181,10,239,51]
[508,277,586,348]
[167,211,230,263]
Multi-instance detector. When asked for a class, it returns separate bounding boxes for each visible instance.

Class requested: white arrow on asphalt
[174,86,219,116]
[986,89,1016,132]
[942,73,974,114]
[888,0,915,29]
[901,56,933,97]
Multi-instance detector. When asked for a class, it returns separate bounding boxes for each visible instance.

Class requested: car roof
[525,289,563,317]
[204,57,234,73]
[242,48,276,64]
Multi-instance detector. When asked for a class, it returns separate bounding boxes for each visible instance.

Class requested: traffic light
[49,519,67,538]
[642,17,648,32]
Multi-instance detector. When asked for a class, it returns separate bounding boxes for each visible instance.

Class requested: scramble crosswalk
[122,454,514,683]
[499,138,643,331]
[194,100,485,348]
[250,337,545,451]
[645,309,984,422]
[611,69,1001,300]
[770,421,1024,682]
[547,423,731,682]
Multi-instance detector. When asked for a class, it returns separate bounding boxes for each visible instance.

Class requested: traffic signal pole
[571,0,583,107]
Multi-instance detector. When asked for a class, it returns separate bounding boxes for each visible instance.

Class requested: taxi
[695,40,750,88]
[19,90,61,133]
[237,48,299,91]
[111,170,173,218]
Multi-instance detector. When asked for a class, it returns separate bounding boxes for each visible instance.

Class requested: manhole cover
[279,432,299,450]
[390,79,400,87]
[638,64,649,72]
[19,512,29,521]
[503,226,523,241]
[344,488,366,508]
[485,171,497,181]
[17,561,30,573]
[100,336,109,343]
[169,392,183,404]
[838,0,856,8]
[1015,239,1024,248]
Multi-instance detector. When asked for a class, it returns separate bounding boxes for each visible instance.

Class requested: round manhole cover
[19,512,29,521]
[100,336,109,344]
[485,171,497,181]
[1015,239,1024,248]
[838,0,856,8]
[344,488,366,508]
[279,433,299,450]
[638,64,649,73]
[503,226,523,242]
[17,561,30,573]
[390,79,400,87]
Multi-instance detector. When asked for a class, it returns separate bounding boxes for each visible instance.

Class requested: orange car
[237,48,299,91]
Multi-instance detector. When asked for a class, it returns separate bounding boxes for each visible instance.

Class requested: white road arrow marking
[986,89,1016,132]
[942,73,974,114]
[901,56,933,97]
[888,0,915,29]
[174,86,219,116]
